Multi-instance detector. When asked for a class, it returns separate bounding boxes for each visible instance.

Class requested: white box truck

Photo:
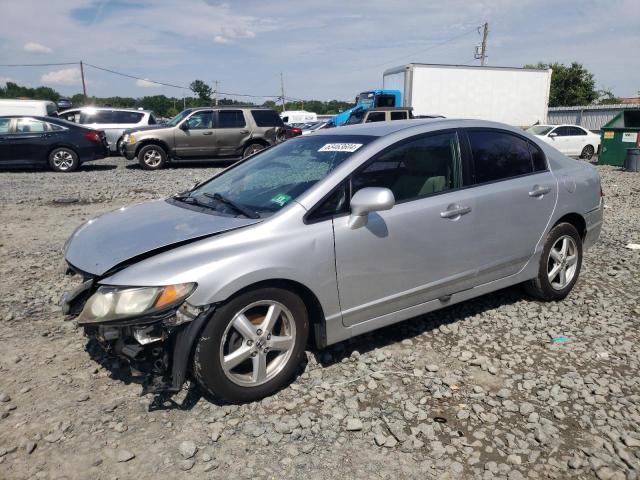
[383,63,552,127]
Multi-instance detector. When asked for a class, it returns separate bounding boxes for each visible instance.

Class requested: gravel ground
[0,158,638,480]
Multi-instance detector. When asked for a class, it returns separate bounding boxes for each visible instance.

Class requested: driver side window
[186,111,213,129]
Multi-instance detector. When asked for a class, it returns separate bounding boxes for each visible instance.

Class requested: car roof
[312,118,537,137]
[60,107,152,113]
[189,106,274,111]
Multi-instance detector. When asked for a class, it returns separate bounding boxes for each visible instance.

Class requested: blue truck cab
[332,89,401,126]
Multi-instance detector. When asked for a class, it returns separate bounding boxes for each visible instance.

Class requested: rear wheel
[193,287,309,403]
[138,144,167,170]
[243,143,265,158]
[524,223,582,301]
[580,145,595,160]
[49,147,79,172]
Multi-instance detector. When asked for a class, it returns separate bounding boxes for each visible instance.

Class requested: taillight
[84,131,100,143]
[291,128,302,136]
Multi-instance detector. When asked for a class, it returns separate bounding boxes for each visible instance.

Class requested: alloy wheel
[581,145,595,160]
[143,149,162,167]
[244,144,264,158]
[220,300,296,387]
[52,150,74,171]
[547,235,578,290]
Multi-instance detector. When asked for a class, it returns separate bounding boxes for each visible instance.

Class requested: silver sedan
[62,119,603,402]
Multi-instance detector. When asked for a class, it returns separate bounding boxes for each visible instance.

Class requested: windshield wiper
[203,192,260,219]
[172,193,219,210]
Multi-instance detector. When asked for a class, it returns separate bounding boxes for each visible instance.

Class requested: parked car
[343,107,414,125]
[280,110,317,124]
[0,115,108,172]
[527,124,601,160]
[0,99,58,117]
[301,121,330,135]
[62,119,603,402]
[58,107,157,154]
[57,98,72,110]
[121,107,284,169]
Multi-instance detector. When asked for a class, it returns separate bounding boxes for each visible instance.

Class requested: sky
[0,0,638,103]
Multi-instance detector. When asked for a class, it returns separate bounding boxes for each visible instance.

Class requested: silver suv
[58,107,156,153]
[121,107,284,170]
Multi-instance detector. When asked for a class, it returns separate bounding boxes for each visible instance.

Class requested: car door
[566,126,588,155]
[547,126,572,154]
[215,110,252,156]
[8,117,52,165]
[463,129,557,284]
[331,131,480,327]
[174,110,216,158]
[0,117,13,164]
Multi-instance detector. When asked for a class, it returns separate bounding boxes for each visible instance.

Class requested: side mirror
[180,121,189,131]
[548,132,557,138]
[348,187,395,229]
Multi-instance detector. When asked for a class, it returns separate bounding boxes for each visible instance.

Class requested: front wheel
[243,143,265,158]
[49,147,79,172]
[193,287,309,403]
[580,145,595,160]
[138,144,167,170]
[524,223,582,301]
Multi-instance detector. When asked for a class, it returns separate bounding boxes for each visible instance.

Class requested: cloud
[214,35,230,44]
[24,42,53,54]
[41,68,82,85]
[136,78,159,88]
[0,76,14,85]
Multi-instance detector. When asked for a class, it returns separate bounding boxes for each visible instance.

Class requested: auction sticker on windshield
[318,143,363,153]
[270,193,292,207]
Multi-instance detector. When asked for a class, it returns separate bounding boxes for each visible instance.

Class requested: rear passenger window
[529,142,547,171]
[390,111,407,120]
[366,112,385,123]
[15,118,48,133]
[113,111,144,124]
[251,110,283,127]
[0,118,10,133]
[567,126,587,136]
[217,110,246,128]
[80,110,114,124]
[148,115,157,125]
[352,132,459,202]
[468,130,533,184]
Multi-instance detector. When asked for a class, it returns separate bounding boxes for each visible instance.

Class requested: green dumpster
[599,110,640,166]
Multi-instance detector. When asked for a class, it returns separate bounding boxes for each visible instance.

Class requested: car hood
[124,125,167,135]
[64,199,260,276]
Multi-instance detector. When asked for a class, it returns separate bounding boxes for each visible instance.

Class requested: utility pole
[79,61,87,102]
[214,80,219,106]
[479,22,489,66]
[280,72,285,113]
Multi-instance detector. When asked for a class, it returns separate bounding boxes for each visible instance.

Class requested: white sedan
[527,124,600,160]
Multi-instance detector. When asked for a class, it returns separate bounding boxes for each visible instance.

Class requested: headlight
[77,283,195,325]
[127,134,136,144]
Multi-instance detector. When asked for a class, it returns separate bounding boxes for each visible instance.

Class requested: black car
[0,115,109,172]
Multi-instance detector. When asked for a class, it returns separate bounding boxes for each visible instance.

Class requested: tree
[524,62,599,107]
[189,80,212,102]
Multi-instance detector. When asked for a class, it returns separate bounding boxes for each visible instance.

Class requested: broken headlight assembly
[77,283,196,325]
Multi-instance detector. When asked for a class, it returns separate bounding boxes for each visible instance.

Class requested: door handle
[239,130,249,134]
[202,131,213,136]
[440,204,472,219]
[528,185,551,197]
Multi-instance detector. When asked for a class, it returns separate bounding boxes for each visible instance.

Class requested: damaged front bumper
[62,279,213,394]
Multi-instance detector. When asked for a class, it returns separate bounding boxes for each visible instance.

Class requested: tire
[193,287,309,403]
[48,147,79,172]
[580,145,595,160]
[243,142,265,159]
[524,223,583,301]
[138,144,167,170]
[115,138,124,157]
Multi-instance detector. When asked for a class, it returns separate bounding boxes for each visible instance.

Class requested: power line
[83,62,189,90]
[369,24,482,69]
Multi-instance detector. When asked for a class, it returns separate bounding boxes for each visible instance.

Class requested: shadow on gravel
[125,159,237,170]
[0,164,118,173]
[312,285,530,368]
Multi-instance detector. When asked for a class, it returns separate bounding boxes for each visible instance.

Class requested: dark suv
[121,107,284,169]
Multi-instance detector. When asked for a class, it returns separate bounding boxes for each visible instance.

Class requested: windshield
[358,91,375,107]
[344,109,365,125]
[190,134,375,216]
[166,109,192,127]
[526,125,554,135]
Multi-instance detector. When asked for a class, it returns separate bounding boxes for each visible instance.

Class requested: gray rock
[0,393,10,403]
[345,418,363,431]
[178,458,195,471]
[178,441,197,459]
[116,450,135,462]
